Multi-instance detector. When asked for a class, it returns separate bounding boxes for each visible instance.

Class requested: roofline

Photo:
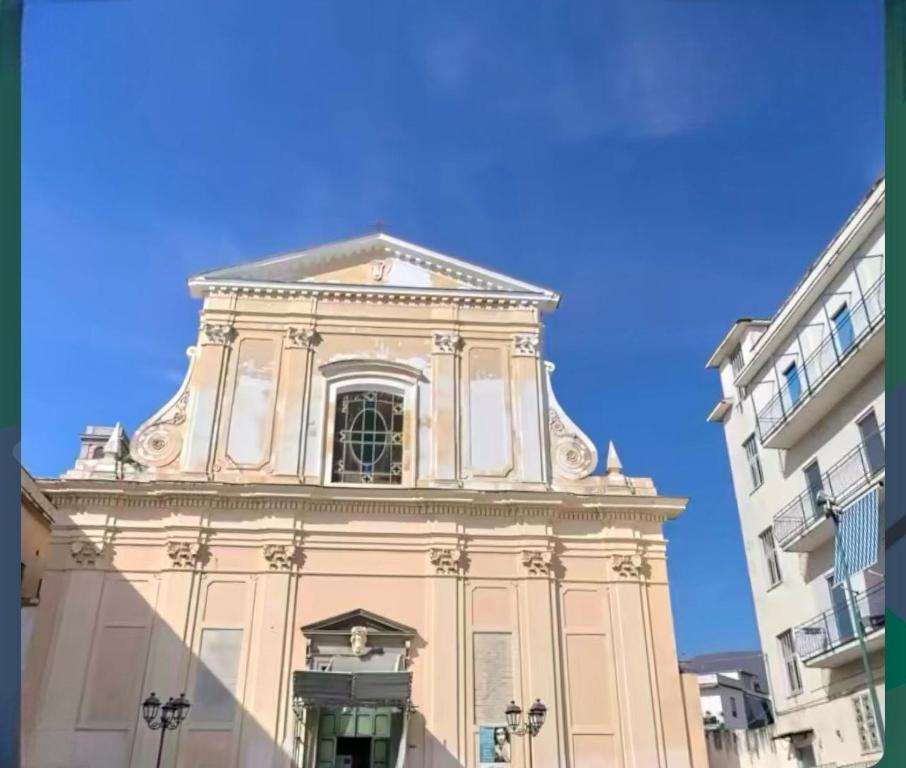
[190,232,561,306]
[731,176,885,387]
[705,319,771,369]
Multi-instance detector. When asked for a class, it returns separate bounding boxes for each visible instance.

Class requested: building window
[730,696,738,718]
[803,461,824,519]
[857,410,885,474]
[832,303,855,354]
[744,434,764,490]
[778,630,803,695]
[783,362,802,405]
[852,692,881,752]
[331,390,404,484]
[759,528,782,587]
[730,344,745,376]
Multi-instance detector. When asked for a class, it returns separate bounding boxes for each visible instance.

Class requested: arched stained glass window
[332,391,404,484]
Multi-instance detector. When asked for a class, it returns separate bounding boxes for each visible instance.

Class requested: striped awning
[293,670,412,707]
[834,487,880,585]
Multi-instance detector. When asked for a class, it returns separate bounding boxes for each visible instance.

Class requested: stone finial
[429,547,463,575]
[522,549,553,576]
[103,422,128,460]
[606,441,623,476]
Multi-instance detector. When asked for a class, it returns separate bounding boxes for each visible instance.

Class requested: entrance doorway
[336,737,372,768]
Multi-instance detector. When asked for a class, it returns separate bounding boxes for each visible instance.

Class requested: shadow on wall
[19,517,456,768]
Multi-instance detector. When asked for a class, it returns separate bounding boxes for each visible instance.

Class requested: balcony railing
[773,425,885,548]
[793,581,885,662]
[756,275,885,442]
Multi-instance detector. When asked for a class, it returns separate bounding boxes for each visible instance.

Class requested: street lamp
[142,692,191,768]
[815,491,884,748]
[505,698,547,766]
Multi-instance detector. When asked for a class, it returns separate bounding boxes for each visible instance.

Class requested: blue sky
[22,0,883,657]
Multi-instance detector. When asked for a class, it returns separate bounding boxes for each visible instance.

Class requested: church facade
[22,234,706,768]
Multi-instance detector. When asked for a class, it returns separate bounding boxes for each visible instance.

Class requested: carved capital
[513,334,540,357]
[521,549,553,576]
[286,327,321,350]
[70,540,104,567]
[264,543,297,571]
[167,541,201,569]
[611,552,645,579]
[432,331,462,355]
[201,323,236,346]
[429,547,463,575]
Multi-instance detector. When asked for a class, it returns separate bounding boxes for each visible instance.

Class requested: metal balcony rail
[793,581,885,661]
[756,275,885,440]
[773,425,885,547]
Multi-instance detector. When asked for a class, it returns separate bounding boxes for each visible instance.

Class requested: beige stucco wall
[24,237,696,767]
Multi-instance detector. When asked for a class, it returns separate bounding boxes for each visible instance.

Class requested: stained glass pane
[332,391,404,484]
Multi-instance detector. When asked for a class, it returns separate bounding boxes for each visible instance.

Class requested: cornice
[191,280,555,309]
[38,479,686,523]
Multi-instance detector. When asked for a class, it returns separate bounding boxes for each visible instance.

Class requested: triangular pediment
[188,233,558,308]
[301,608,416,637]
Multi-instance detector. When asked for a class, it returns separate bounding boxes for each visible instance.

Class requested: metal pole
[829,504,885,747]
[155,726,166,768]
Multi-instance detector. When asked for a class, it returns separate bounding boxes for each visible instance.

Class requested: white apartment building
[707,177,885,768]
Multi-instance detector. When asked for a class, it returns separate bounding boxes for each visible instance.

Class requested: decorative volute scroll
[70,540,104,567]
[512,334,540,357]
[167,541,201,569]
[264,543,297,571]
[611,551,646,579]
[131,346,198,469]
[432,331,462,355]
[200,322,237,346]
[544,362,598,481]
[286,326,321,350]
[522,549,554,576]
[429,547,463,575]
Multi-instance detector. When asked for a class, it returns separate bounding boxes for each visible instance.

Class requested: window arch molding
[319,359,425,487]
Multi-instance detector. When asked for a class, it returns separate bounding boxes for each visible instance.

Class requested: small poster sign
[479,725,511,765]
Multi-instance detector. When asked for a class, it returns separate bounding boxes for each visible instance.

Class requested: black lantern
[171,693,191,726]
[505,700,522,731]
[142,692,161,726]
[528,699,547,735]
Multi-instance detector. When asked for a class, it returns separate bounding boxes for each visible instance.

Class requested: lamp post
[815,491,884,748]
[141,692,191,768]
[505,698,547,767]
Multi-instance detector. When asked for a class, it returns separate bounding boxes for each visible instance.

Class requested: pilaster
[431,331,462,485]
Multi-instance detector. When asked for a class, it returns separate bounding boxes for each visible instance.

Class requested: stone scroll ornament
[167,541,201,569]
[433,331,462,354]
[263,544,297,571]
[286,327,321,350]
[512,334,540,357]
[70,540,104,567]
[201,322,237,346]
[522,550,553,576]
[611,552,646,579]
[429,547,463,575]
[545,362,598,481]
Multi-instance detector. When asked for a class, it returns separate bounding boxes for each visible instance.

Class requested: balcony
[773,426,884,552]
[794,581,885,668]
[756,275,885,449]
